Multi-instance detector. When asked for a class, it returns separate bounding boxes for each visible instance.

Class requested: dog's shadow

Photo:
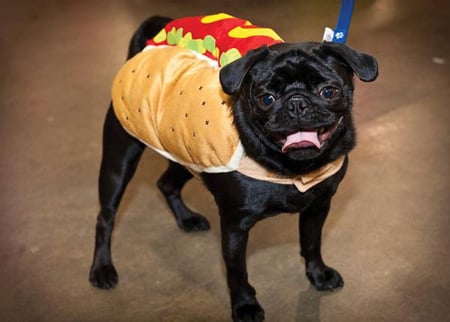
[295,286,340,322]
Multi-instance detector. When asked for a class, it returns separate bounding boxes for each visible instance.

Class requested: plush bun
[112,46,242,172]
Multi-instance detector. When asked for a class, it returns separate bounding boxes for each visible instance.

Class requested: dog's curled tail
[127,15,172,59]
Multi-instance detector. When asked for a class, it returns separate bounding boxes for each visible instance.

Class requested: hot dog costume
[112,13,344,192]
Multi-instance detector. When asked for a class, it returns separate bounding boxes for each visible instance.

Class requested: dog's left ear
[220,46,270,95]
[316,42,378,82]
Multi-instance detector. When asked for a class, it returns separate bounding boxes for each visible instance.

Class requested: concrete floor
[1,0,449,321]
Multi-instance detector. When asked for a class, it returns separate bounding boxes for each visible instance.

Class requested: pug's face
[220,42,378,174]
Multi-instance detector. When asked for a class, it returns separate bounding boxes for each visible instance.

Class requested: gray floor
[1,0,449,321]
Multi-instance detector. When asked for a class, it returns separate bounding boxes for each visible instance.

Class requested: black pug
[90,15,378,322]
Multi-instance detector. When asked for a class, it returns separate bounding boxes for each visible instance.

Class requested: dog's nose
[288,96,310,112]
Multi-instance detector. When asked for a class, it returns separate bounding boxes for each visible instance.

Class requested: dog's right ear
[220,46,270,95]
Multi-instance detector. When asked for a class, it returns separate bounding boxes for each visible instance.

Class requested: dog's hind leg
[157,161,210,232]
[89,105,145,289]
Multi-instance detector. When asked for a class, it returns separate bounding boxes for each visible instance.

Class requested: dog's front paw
[89,264,119,289]
[306,264,344,291]
[232,302,265,322]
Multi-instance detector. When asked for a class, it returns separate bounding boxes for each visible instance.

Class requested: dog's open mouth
[280,117,343,153]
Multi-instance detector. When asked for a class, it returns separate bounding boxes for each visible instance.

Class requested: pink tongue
[282,131,321,152]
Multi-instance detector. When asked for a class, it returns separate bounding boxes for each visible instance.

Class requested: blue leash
[323,0,355,43]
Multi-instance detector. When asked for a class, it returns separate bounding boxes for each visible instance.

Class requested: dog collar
[237,155,346,193]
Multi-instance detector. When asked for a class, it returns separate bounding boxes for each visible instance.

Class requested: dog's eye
[259,94,276,107]
[319,86,339,99]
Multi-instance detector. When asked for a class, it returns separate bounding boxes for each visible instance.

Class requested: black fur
[89,15,378,322]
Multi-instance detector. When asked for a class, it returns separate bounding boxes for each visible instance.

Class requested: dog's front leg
[299,199,344,291]
[220,216,265,322]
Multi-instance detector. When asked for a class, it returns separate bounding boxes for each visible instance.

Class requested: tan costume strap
[237,155,346,192]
